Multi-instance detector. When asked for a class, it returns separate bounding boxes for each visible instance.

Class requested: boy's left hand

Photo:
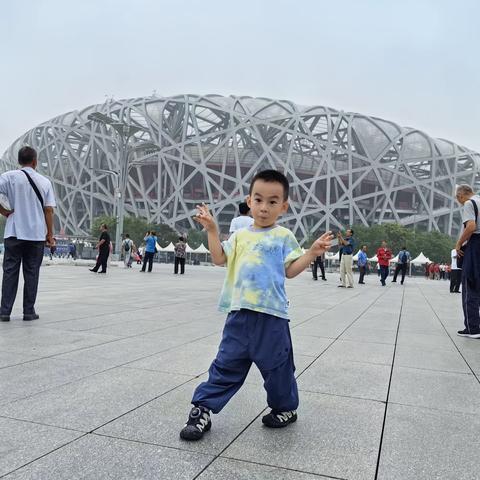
[309,231,333,257]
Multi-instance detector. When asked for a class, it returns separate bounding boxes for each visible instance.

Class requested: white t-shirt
[229,215,254,233]
[462,195,480,234]
[0,167,56,241]
[451,248,460,270]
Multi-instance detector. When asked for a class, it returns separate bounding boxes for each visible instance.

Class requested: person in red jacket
[376,241,392,286]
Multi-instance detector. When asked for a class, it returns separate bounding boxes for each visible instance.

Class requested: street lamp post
[88,112,159,256]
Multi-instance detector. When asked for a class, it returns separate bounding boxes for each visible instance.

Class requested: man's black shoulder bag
[22,170,44,209]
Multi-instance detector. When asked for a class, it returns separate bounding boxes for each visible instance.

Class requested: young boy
[180,170,332,441]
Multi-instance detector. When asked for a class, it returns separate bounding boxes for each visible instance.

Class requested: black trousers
[359,265,366,283]
[312,258,325,280]
[141,251,154,272]
[92,249,109,272]
[450,269,461,292]
[1,237,45,315]
[379,265,389,285]
[174,256,185,274]
[393,263,408,283]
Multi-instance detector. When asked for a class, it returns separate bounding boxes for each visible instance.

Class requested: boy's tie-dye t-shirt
[219,225,303,319]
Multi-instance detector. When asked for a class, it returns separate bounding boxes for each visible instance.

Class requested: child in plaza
[180,170,332,441]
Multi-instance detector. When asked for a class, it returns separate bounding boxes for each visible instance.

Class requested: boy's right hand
[194,203,217,232]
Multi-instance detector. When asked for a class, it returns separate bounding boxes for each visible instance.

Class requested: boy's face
[247,179,288,228]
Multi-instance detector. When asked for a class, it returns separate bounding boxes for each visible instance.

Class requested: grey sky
[1,0,479,154]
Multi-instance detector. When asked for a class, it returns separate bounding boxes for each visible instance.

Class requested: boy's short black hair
[249,170,289,200]
[402,246,406,250]
[179,236,185,242]
[18,146,37,165]
[349,228,354,236]
[238,202,250,215]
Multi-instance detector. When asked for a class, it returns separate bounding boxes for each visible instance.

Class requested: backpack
[400,251,408,264]
[124,240,130,252]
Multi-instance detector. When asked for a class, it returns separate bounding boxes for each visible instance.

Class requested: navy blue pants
[461,235,480,332]
[379,265,389,285]
[192,309,299,414]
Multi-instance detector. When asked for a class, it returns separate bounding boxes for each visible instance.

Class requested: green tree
[185,228,208,249]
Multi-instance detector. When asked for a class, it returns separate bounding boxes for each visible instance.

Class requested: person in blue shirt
[140,230,157,273]
[337,229,355,288]
[392,246,410,284]
[357,245,368,284]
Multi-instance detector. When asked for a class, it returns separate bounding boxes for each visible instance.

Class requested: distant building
[2,94,479,242]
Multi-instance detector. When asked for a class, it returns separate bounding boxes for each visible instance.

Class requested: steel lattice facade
[2,94,479,242]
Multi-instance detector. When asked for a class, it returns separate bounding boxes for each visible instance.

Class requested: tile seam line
[191,287,393,480]
[215,455,348,480]
[373,286,405,480]
[418,284,480,385]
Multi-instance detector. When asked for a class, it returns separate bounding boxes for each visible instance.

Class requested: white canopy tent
[352,250,362,261]
[411,252,430,264]
[389,254,399,263]
[368,255,378,262]
[160,242,175,253]
[194,243,210,254]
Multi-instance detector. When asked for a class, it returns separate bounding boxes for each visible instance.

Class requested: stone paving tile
[223,390,384,480]
[289,333,333,357]
[2,434,213,480]
[0,417,82,477]
[389,365,480,414]
[0,358,106,401]
[377,403,480,480]
[319,339,394,365]
[0,367,192,431]
[396,331,457,352]
[0,326,120,357]
[297,358,391,401]
[197,457,330,479]
[339,326,398,345]
[394,344,471,374]
[97,380,269,456]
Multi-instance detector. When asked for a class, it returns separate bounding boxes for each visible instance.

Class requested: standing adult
[337,229,355,288]
[229,202,254,234]
[67,241,77,260]
[0,146,56,322]
[455,184,480,338]
[376,241,392,286]
[122,234,134,268]
[392,246,410,285]
[450,247,461,293]
[357,245,368,284]
[90,224,110,273]
[141,230,157,273]
[174,236,187,274]
[312,253,326,281]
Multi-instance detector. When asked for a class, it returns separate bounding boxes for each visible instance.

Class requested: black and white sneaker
[457,329,480,339]
[262,410,297,428]
[179,406,211,441]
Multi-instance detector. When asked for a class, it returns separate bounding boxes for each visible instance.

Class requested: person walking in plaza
[67,241,77,260]
[377,241,392,286]
[337,229,355,288]
[0,146,56,322]
[179,170,333,441]
[450,247,461,293]
[392,246,410,285]
[312,253,326,281]
[358,245,368,284]
[141,230,157,273]
[228,201,254,234]
[90,223,110,273]
[122,234,134,268]
[454,185,480,338]
[174,236,187,274]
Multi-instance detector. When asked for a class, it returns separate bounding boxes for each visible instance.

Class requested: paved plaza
[0,263,479,479]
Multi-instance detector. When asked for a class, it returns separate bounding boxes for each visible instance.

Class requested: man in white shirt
[455,184,480,338]
[450,248,461,293]
[0,146,56,321]
[229,202,254,234]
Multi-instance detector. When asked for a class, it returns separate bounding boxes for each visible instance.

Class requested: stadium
[1,94,479,243]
